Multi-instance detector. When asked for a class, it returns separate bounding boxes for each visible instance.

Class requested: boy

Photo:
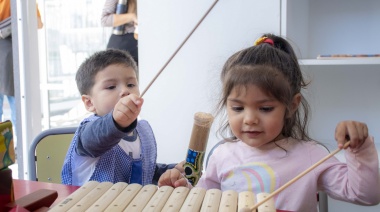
[62,49,180,186]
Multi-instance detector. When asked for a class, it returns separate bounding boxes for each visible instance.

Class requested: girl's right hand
[335,120,368,150]
[158,168,190,188]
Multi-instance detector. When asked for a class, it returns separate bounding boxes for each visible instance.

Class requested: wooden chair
[28,127,77,183]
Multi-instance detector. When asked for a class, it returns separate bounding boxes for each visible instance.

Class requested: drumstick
[241,141,351,212]
[184,112,214,185]
[140,0,219,97]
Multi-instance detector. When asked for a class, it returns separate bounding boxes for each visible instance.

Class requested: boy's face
[82,64,139,116]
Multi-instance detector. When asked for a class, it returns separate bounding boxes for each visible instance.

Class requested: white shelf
[284,0,380,61]
[299,58,380,66]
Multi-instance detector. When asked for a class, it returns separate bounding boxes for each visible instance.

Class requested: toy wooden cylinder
[184,112,214,186]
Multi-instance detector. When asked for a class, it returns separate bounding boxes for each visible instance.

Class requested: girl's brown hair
[216,34,311,141]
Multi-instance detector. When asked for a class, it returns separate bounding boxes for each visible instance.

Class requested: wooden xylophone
[49,181,281,212]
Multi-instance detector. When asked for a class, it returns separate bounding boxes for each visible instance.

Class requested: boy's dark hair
[76,49,138,95]
[217,33,311,141]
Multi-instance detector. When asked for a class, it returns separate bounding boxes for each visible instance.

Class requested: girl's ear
[82,95,96,113]
[289,93,301,117]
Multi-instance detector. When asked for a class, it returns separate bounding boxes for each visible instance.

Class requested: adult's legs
[6,95,16,129]
[0,37,14,123]
[107,33,138,65]
[0,93,3,121]
[5,95,17,149]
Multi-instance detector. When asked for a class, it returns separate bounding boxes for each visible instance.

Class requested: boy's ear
[82,95,95,113]
[289,93,301,117]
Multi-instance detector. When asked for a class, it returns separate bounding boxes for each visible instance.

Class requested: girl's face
[226,84,286,148]
[82,64,139,116]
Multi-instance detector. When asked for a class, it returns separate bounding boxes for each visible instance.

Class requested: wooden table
[13,179,79,207]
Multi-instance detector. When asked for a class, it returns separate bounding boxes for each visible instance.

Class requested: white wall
[303,65,380,147]
[138,0,280,164]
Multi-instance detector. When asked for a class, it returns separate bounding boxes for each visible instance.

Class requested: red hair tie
[254,36,274,46]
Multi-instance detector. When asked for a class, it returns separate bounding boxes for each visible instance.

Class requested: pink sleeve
[196,147,222,190]
[318,136,380,205]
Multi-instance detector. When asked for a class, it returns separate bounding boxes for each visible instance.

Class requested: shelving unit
[299,58,380,66]
[283,0,380,211]
[281,0,380,140]
[283,0,380,63]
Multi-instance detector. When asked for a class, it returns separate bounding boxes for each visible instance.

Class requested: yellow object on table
[0,120,15,169]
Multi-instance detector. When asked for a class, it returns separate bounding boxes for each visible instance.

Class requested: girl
[158,34,380,211]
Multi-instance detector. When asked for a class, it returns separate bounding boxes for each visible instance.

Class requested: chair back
[29,127,77,183]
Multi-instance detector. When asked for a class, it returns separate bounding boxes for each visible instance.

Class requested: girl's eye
[231,106,244,112]
[260,107,274,112]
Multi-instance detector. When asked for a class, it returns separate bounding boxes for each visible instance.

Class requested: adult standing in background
[101,0,138,66]
[0,0,43,129]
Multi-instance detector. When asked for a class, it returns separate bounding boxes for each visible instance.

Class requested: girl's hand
[158,168,190,188]
[113,94,143,128]
[174,160,186,174]
[335,121,368,150]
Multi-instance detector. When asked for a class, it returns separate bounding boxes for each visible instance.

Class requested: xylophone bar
[49,181,277,212]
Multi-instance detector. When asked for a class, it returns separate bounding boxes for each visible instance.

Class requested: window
[39,0,110,129]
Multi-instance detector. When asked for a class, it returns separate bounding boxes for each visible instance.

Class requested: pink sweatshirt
[197,137,380,211]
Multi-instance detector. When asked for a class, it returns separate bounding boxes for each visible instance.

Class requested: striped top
[101,0,135,34]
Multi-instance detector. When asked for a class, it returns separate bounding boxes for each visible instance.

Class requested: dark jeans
[107,33,138,65]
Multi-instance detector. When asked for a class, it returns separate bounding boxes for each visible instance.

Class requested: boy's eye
[106,85,116,90]
[260,107,274,112]
[127,83,136,88]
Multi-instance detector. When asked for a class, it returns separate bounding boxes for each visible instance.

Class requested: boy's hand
[113,94,143,128]
[158,168,190,188]
[335,120,368,150]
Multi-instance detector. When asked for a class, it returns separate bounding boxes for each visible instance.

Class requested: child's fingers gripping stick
[158,169,189,188]
[335,121,368,149]
[113,94,144,128]
[174,160,186,174]
[119,94,143,114]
